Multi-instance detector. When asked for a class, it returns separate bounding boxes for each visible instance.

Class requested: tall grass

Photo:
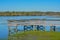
[9,31,60,40]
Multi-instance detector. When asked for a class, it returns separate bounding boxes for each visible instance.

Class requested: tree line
[0,11,60,16]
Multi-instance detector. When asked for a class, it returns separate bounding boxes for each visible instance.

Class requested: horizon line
[0,11,60,12]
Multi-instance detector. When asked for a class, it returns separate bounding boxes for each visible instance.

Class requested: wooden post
[24,25,26,31]
[8,25,10,40]
[8,21,12,40]
[50,26,52,32]
[50,24,56,32]
[15,24,18,34]
[33,25,37,31]
[31,25,33,31]
[43,25,45,31]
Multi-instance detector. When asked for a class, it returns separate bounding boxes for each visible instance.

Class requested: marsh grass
[10,31,60,40]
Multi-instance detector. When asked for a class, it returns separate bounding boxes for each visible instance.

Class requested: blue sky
[0,0,60,12]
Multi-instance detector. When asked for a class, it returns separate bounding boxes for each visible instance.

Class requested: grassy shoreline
[9,31,60,40]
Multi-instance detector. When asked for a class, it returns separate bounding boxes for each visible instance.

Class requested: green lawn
[9,31,60,40]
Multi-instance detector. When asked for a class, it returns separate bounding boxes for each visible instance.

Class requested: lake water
[0,16,60,39]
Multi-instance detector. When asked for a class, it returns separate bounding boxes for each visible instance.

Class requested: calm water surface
[0,16,60,39]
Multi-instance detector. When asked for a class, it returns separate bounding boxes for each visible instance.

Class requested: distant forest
[0,11,60,16]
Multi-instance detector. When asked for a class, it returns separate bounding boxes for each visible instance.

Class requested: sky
[0,0,60,12]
